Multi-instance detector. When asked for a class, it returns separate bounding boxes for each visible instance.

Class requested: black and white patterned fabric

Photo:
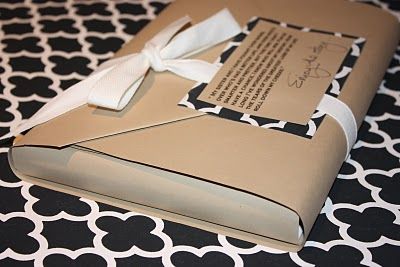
[0,0,399,266]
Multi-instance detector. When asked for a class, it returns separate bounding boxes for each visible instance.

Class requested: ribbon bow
[2,9,241,140]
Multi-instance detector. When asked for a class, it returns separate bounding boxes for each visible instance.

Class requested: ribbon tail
[148,15,192,49]
[1,9,243,140]
[161,8,241,59]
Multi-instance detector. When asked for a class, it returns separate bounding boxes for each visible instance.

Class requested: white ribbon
[317,94,358,157]
[2,9,241,140]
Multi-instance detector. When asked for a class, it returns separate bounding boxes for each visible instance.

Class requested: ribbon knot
[1,9,241,140]
[142,43,166,72]
[86,8,241,111]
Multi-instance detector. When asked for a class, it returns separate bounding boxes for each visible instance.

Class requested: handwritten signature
[287,41,346,88]
[287,60,331,88]
[310,41,348,54]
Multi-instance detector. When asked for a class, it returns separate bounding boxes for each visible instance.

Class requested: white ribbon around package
[1,8,241,140]
[317,94,358,157]
[2,7,358,157]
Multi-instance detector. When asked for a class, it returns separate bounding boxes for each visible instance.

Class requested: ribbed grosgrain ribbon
[316,95,358,157]
[2,9,358,156]
[1,8,241,140]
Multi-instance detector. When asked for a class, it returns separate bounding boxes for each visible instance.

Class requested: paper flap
[15,70,206,147]
[10,0,400,247]
[14,2,234,148]
[15,0,399,148]
[71,0,400,238]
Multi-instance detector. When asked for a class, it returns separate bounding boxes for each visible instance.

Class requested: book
[8,0,399,251]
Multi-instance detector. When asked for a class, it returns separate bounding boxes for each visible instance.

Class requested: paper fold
[10,0,400,252]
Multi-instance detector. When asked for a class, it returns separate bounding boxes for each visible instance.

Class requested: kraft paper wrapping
[9,0,400,251]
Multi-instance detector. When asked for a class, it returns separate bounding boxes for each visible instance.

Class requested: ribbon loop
[1,9,241,140]
[87,8,241,111]
[142,42,167,72]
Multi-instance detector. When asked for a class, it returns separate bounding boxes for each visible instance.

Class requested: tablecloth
[0,0,399,266]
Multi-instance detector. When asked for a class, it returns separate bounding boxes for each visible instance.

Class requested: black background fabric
[0,0,399,266]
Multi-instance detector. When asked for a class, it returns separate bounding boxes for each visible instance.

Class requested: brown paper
[9,0,400,251]
[197,19,354,124]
